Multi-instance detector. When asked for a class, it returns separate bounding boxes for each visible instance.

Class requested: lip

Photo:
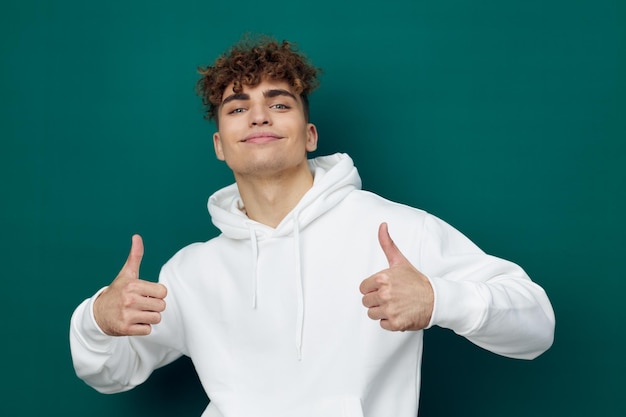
[241,132,283,144]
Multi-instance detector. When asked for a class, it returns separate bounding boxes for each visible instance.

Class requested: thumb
[378,222,409,267]
[122,234,144,278]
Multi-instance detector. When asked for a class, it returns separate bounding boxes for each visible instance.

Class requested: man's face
[213,79,318,179]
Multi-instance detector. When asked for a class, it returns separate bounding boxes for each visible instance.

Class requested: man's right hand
[93,235,168,336]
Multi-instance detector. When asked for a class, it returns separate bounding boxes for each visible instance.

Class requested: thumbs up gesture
[360,223,434,331]
[93,235,168,336]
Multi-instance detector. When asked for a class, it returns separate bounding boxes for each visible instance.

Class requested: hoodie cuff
[71,287,116,352]
[426,276,488,335]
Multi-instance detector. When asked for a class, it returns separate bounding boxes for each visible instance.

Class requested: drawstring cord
[248,225,259,309]
[293,210,305,360]
[246,214,305,360]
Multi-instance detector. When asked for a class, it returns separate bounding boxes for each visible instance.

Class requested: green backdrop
[1,0,624,416]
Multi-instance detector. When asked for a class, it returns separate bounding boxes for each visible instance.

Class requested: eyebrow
[221,89,298,106]
[264,89,297,101]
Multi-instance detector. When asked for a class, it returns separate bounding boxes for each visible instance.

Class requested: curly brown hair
[196,35,321,124]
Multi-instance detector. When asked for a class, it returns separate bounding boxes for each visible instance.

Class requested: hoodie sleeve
[421,215,555,360]
[69,274,185,393]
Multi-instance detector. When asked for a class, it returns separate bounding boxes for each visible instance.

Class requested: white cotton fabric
[70,153,555,417]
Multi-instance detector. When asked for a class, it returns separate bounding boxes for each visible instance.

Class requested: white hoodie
[70,153,555,417]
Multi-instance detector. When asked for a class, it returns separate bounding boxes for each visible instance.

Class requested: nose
[248,104,271,126]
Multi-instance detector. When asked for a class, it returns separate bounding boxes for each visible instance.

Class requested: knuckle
[385,310,402,329]
[125,280,140,292]
[375,273,389,285]
[119,310,132,326]
[116,323,130,336]
[362,294,372,308]
[121,293,137,308]
[386,320,401,332]
[379,288,392,301]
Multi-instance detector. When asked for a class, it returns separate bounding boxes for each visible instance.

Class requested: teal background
[1,0,624,416]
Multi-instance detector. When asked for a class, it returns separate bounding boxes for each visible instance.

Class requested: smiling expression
[213,79,318,179]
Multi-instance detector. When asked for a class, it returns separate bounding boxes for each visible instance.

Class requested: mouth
[241,132,283,144]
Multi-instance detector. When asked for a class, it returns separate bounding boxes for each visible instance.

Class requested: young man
[70,37,555,417]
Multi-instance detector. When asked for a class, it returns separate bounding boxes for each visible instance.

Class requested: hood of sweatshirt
[207,153,362,358]
[208,153,361,239]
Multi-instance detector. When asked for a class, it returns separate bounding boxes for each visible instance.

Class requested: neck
[235,162,314,228]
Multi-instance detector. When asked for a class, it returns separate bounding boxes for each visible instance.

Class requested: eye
[271,103,290,110]
[228,107,246,114]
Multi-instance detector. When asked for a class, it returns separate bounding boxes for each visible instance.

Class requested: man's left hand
[359,222,434,331]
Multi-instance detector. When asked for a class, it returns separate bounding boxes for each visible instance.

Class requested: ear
[305,123,318,152]
[213,132,225,161]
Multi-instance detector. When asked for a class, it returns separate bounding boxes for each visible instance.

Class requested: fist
[93,235,168,336]
[360,223,434,331]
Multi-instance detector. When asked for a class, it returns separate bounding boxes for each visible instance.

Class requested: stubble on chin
[232,153,310,182]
